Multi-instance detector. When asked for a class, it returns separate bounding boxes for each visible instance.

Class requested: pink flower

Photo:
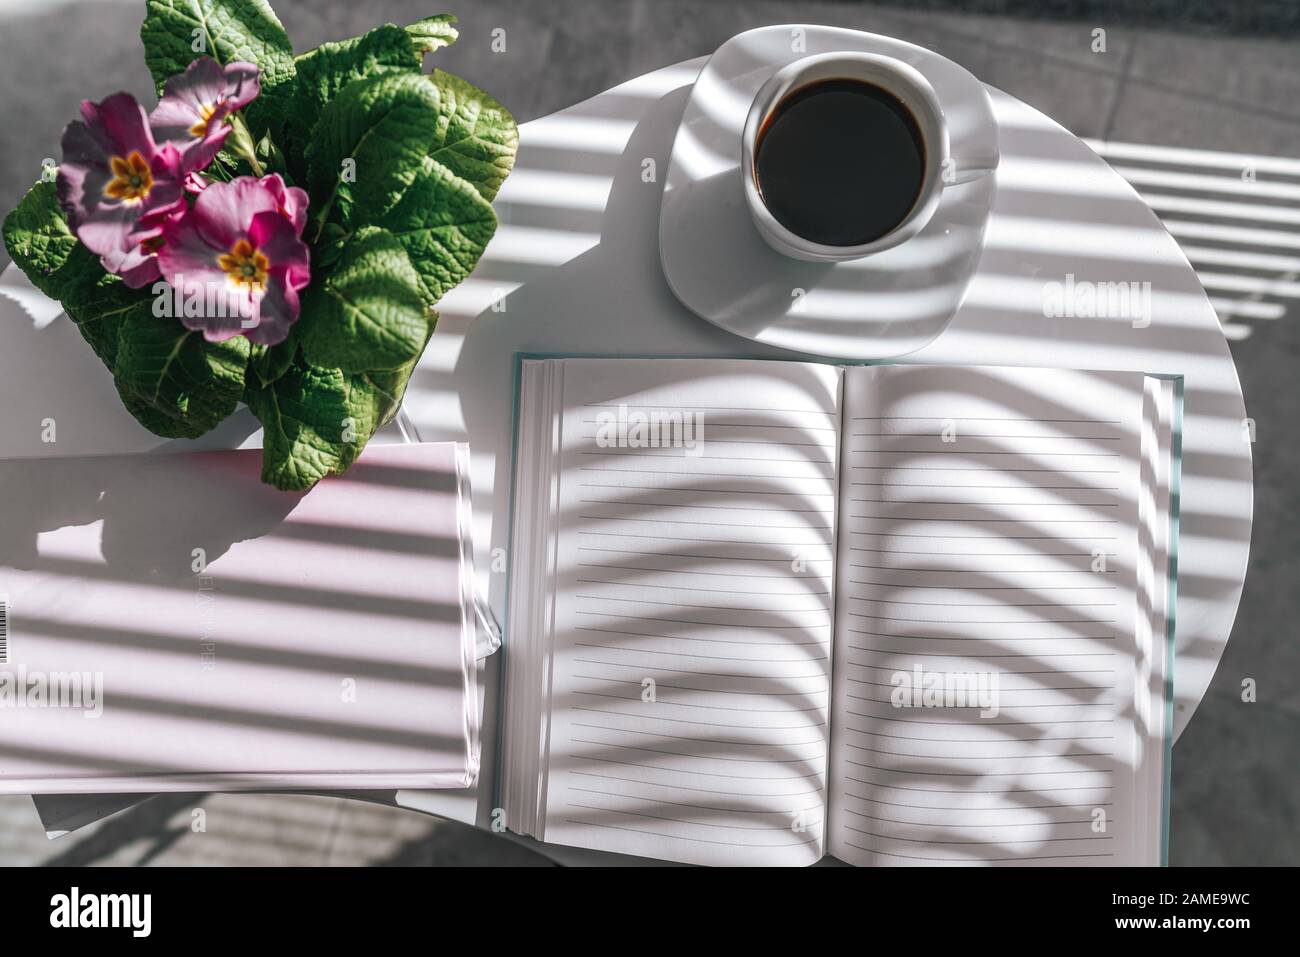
[157,175,311,345]
[263,173,307,234]
[113,219,168,288]
[57,92,186,287]
[149,57,260,172]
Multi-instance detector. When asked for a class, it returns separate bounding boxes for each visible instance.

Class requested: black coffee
[754,78,925,247]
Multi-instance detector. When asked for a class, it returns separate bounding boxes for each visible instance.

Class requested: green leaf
[2,180,147,367]
[248,328,298,386]
[141,0,296,135]
[359,320,434,428]
[405,14,458,54]
[305,71,443,234]
[112,305,251,439]
[60,263,141,369]
[279,23,422,174]
[3,180,83,300]
[211,129,290,182]
[375,156,498,303]
[141,0,295,88]
[425,69,519,202]
[298,226,431,373]
[244,357,385,490]
[254,128,289,177]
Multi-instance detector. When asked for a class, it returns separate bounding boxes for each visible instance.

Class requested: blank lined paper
[507,357,1173,866]
[828,365,1145,866]
[541,359,842,866]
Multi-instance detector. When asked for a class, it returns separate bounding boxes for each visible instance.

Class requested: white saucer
[659,25,998,360]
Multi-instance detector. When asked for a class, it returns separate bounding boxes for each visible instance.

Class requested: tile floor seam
[1100,33,1139,142]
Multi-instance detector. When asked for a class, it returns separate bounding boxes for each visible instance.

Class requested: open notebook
[0,442,482,793]
[501,358,1179,866]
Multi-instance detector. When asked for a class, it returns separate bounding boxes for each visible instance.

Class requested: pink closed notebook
[0,442,480,793]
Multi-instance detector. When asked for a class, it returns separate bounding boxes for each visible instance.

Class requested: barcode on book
[0,595,7,664]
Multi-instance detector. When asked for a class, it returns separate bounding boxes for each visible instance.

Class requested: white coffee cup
[741,52,949,262]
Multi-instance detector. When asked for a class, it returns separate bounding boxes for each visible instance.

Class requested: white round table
[412,55,1251,746]
[0,55,1252,862]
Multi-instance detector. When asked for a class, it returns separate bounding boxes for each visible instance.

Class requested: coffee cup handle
[941,147,999,187]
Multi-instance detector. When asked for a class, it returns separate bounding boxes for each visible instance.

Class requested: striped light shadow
[1085,138,1300,342]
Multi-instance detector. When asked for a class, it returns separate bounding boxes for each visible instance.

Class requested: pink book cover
[0,442,480,793]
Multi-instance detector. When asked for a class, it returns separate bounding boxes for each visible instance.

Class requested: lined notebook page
[541,358,841,866]
[828,365,1145,866]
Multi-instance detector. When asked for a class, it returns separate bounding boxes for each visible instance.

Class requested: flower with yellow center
[188,101,219,138]
[217,238,270,293]
[103,151,154,203]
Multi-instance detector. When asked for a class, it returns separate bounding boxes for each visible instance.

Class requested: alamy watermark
[594,404,706,457]
[153,274,258,327]
[50,887,150,937]
[1043,273,1152,327]
[890,664,999,718]
[0,666,103,717]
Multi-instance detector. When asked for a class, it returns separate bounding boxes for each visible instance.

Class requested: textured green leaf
[279,24,421,175]
[375,156,497,303]
[141,0,296,135]
[141,0,295,89]
[61,265,141,370]
[3,180,83,300]
[425,69,519,202]
[405,14,458,54]
[2,180,147,367]
[248,328,298,386]
[305,71,443,234]
[298,226,431,373]
[112,304,251,439]
[360,319,434,428]
[244,357,385,490]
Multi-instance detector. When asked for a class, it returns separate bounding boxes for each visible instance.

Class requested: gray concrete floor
[0,0,1295,865]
